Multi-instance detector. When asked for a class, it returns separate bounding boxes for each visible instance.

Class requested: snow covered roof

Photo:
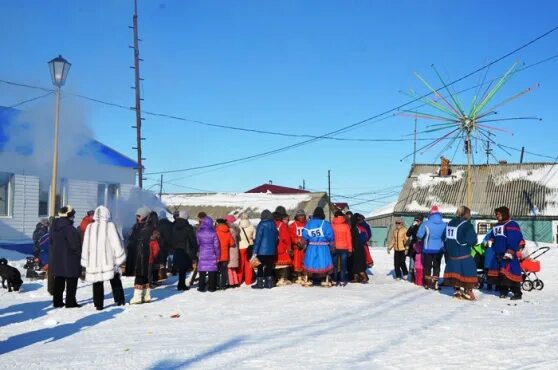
[0,107,136,169]
[395,163,558,218]
[161,191,328,219]
[366,201,396,219]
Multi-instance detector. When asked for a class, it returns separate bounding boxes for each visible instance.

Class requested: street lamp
[48,55,71,217]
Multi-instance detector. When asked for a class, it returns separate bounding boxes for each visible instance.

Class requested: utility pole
[413,117,417,165]
[131,0,145,188]
[520,146,525,164]
[159,174,163,198]
[485,140,492,165]
[327,170,332,221]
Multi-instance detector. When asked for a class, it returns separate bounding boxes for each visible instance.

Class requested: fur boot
[130,285,144,305]
[143,284,151,303]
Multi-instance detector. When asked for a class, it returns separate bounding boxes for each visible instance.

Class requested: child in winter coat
[196,216,220,292]
[81,206,126,310]
[215,219,235,290]
[274,206,292,287]
[289,209,307,284]
[388,219,409,280]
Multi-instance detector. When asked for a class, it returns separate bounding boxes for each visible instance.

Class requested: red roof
[245,184,310,194]
[333,202,350,210]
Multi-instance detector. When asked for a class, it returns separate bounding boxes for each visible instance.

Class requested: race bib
[446,226,457,240]
[296,226,303,237]
[493,225,505,237]
[307,228,323,237]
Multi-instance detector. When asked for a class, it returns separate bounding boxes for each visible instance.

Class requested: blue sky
[1,1,557,215]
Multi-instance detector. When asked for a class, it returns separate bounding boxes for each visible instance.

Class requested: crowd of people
[388,205,525,301]
[32,201,525,309]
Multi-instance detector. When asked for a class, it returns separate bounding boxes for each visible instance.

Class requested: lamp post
[48,55,71,217]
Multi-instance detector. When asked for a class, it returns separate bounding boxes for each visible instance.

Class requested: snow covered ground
[1,245,558,370]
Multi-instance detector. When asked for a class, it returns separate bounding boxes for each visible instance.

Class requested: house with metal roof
[367,162,558,246]
[0,106,137,241]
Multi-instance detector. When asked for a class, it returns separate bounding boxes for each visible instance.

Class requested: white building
[0,107,137,242]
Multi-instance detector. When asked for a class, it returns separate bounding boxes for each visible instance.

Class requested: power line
[143,26,558,175]
[1,91,53,109]
[1,28,557,176]
[0,79,53,92]
[2,52,557,148]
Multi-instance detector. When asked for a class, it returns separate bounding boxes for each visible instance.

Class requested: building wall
[516,220,553,243]
[1,173,137,242]
[66,179,98,220]
[0,174,39,240]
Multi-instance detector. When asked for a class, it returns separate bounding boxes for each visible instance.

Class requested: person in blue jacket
[417,205,446,290]
[484,206,524,300]
[252,209,278,289]
[442,206,478,300]
[302,207,335,287]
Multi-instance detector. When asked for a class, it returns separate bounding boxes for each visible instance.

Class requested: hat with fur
[136,207,151,218]
[58,205,76,218]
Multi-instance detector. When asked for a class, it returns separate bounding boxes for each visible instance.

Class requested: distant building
[367,162,558,246]
[332,202,350,213]
[161,191,328,221]
[0,107,137,242]
[245,181,310,195]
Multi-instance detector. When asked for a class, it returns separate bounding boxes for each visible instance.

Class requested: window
[0,172,14,217]
[39,179,67,216]
[38,181,49,217]
[477,222,495,235]
[97,183,120,207]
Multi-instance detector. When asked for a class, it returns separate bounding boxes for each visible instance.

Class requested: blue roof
[0,106,137,169]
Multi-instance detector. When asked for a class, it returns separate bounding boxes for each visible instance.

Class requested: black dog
[0,258,23,292]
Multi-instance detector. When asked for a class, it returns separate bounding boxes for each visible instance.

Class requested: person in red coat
[215,219,235,290]
[274,206,292,287]
[78,210,95,242]
[289,209,307,284]
[331,211,353,286]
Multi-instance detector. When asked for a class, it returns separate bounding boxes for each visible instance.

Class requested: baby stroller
[519,246,550,291]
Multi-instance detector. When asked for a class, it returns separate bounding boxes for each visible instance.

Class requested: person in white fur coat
[81,206,127,310]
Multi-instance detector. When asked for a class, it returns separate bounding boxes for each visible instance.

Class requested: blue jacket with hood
[417,212,446,254]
